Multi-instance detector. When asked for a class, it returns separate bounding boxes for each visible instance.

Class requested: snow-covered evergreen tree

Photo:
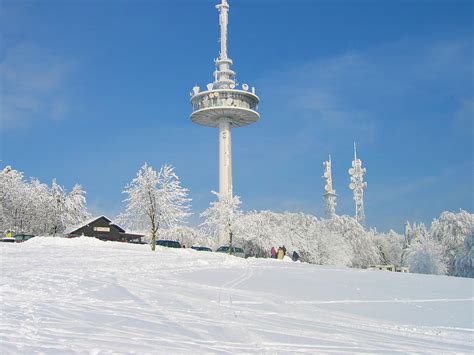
[119,163,191,250]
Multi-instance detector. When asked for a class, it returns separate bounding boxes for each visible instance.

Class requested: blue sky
[1,0,472,232]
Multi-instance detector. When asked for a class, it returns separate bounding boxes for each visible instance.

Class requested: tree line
[0,166,89,235]
[1,164,472,278]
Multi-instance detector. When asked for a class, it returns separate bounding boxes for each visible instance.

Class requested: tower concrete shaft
[219,118,232,198]
[190,0,260,245]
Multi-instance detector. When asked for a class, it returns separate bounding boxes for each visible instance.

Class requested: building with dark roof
[64,216,144,243]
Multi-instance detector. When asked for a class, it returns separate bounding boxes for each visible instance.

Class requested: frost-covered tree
[232,211,311,259]
[47,180,90,235]
[29,178,51,234]
[302,223,352,266]
[200,191,242,246]
[228,211,352,266]
[321,215,380,268]
[430,210,474,275]
[375,229,404,266]
[0,166,26,231]
[454,231,474,278]
[158,165,192,229]
[0,166,89,235]
[64,184,90,228]
[119,163,191,251]
[48,180,67,235]
[404,234,447,275]
[402,222,430,266]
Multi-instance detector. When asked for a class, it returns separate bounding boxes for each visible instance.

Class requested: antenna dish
[349,183,355,190]
[325,185,331,192]
[348,168,355,175]
[242,83,249,91]
[230,83,236,89]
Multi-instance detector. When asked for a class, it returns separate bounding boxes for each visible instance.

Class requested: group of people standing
[270,246,286,260]
[270,246,300,262]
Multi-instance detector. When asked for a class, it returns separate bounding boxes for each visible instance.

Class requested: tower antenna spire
[216,0,229,60]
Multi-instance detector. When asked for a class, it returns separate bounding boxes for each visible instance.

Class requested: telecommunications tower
[190,0,260,244]
[322,156,337,219]
[348,143,367,225]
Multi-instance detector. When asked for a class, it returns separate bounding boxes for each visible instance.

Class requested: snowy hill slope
[1,237,473,354]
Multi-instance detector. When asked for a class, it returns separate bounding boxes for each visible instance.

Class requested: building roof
[64,215,126,235]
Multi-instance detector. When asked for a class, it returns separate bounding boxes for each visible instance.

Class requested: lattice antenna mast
[349,143,367,225]
[322,155,337,219]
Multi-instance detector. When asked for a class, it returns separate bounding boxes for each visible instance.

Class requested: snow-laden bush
[454,231,474,278]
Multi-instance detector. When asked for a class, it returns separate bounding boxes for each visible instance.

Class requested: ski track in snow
[0,237,473,354]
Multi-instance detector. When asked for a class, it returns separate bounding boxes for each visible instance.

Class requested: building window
[93,227,110,232]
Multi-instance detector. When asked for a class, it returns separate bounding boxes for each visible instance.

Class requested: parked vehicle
[155,240,181,248]
[14,234,35,243]
[191,246,213,252]
[215,246,245,258]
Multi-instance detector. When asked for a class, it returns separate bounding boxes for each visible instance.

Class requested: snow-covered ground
[1,237,473,354]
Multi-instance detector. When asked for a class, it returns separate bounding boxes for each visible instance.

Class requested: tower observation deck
[190,0,260,243]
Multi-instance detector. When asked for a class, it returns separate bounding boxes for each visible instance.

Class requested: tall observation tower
[190,0,260,235]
